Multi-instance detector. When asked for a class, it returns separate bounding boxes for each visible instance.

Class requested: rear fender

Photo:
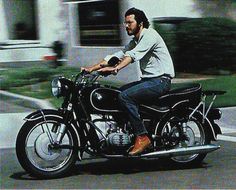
[211,122,222,136]
[156,108,218,141]
[207,108,222,120]
[207,108,222,136]
[189,109,219,141]
[172,102,220,140]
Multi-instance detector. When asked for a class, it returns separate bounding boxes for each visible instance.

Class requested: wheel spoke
[41,123,45,133]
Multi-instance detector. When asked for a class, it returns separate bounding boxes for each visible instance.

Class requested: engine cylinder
[107,133,131,147]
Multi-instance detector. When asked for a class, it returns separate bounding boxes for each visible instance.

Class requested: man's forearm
[115,56,132,72]
[90,59,108,71]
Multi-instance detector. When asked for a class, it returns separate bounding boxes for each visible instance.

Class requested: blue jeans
[118,77,171,136]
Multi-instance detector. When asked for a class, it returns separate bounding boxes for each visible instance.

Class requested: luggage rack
[189,90,226,123]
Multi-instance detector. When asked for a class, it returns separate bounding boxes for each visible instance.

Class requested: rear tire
[16,115,79,178]
[154,109,211,166]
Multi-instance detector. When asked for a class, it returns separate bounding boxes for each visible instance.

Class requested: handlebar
[75,66,117,84]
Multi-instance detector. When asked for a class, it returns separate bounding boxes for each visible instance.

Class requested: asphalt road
[0,141,236,189]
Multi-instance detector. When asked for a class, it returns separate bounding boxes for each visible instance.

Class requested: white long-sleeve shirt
[104,28,175,78]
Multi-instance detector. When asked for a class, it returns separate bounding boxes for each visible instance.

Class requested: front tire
[16,115,79,178]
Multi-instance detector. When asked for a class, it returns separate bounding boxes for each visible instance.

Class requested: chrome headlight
[51,78,62,97]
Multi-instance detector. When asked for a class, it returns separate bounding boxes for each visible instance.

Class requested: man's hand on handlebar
[81,66,94,73]
[80,56,121,76]
[81,59,110,74]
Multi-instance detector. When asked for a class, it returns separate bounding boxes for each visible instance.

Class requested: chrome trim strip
[160,85,201,99]
[140,104,170,113]
[25,114,62,121]
[171,100,189,109]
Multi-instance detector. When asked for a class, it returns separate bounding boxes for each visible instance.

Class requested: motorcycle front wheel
[16,115,79,178]
[154,109,211,166]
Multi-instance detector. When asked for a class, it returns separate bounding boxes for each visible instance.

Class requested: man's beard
[126,25,141,36]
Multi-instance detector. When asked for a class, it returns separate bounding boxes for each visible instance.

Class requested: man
[81,7,175,156]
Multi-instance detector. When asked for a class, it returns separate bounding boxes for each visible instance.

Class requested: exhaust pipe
[102,145,220,159]
[141,144,220,158]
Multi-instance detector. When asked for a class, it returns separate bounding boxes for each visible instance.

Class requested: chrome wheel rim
[25,120,74,172]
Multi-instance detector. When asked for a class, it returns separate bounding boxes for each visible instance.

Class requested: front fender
[24,109,63,121]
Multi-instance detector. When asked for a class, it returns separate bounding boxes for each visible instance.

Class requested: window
[3,0,37,40]
[78,0,121,46]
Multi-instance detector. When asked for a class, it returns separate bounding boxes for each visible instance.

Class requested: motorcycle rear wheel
[154,109,211,166]
[16,115,79,179]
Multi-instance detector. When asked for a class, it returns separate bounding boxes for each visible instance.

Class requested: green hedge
[154,17,236,73]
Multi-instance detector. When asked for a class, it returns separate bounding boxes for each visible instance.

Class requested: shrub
[153,22,178,66]
[154,17,236,73]
[176,17,236,72]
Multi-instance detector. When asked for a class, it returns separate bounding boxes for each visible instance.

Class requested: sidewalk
[0,90,54,149]
[0,90,54,111]
[0,60,52,68]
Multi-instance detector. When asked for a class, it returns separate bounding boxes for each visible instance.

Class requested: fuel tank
[82,86,122,113]
[91,87,121,112]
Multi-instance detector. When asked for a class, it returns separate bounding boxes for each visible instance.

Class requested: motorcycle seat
[143,83,202,110]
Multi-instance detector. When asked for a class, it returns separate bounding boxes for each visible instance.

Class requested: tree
[193,0,236,18]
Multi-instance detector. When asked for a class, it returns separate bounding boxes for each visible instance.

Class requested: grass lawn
[0,65,235,108]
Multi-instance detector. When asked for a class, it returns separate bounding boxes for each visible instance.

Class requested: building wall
[128,0,201,18]
[0,0,8,41]
[64,0,202,83]
[64,1,140,83]
[37,0,67,46]
[0,0,67,62]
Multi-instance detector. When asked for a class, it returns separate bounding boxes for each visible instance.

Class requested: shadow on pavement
[10,158,210,180]
[71,158,209,175]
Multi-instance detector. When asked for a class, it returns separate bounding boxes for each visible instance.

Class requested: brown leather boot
[129,135,151,156]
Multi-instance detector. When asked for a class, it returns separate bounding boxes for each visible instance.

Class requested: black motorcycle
[16,63,225,178]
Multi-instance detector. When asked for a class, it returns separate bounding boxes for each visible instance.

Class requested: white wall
[0,0,67,62]
[37,0,67,46]
[128,0,201,19]
[0,0,8,41]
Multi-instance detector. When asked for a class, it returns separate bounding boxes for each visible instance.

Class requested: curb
[0,90,55,110]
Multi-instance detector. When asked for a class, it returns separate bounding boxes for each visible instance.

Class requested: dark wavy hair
[125,7,150,28]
